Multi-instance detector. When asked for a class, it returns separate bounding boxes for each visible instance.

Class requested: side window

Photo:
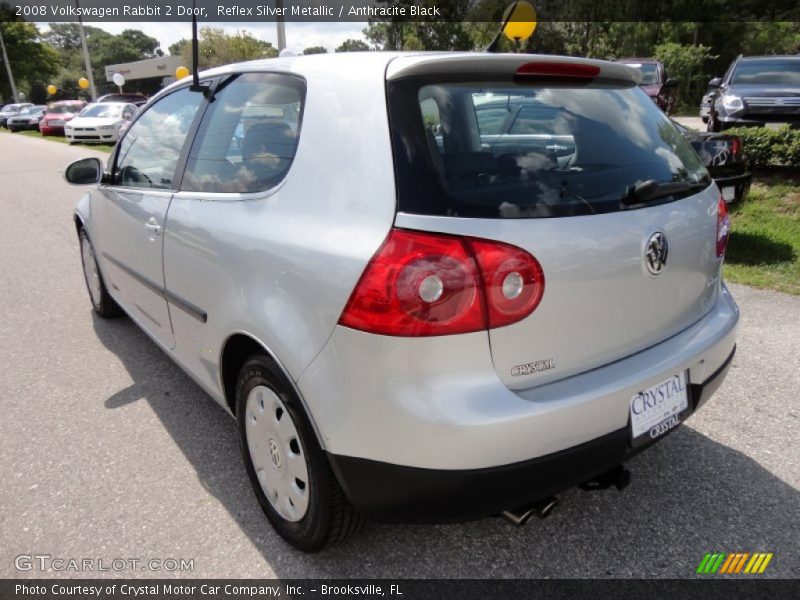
[475,106,509,135]
[182,73,305,193]
[509,106,561,135]
[114,88,204,190]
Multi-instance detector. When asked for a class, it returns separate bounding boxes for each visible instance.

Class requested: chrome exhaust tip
[501,496,559,526]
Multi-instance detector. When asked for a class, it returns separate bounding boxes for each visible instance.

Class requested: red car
[617,59,678,114]
[39,100,87,136]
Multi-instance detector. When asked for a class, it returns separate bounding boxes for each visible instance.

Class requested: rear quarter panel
[162,55,398,404]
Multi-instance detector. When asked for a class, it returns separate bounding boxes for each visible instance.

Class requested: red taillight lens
[730,136,742,158]
[516,62,601,79]
[339,229,546,336]
[466,238,545,329]
[717,196,730,257]
[338,229,485,336]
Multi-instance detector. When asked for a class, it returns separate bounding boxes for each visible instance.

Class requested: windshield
[731,60,800,85]
[388,80,708,219]
[2,104,26,112]
[19,107,42,115]
[48,103,82,114]
[624,63,660,86]
[80,104,122,118]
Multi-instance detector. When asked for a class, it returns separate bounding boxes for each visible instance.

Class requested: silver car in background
[66,53,738,552]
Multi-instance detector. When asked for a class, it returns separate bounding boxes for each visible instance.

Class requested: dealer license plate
[629,371,688,442]
[722,186,736,202]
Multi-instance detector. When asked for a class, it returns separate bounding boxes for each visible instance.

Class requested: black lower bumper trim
[328,346,737,523]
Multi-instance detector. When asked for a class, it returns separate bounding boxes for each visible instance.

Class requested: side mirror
[65,157,103,185]
[664,78,679,88]
[708,77,722,88]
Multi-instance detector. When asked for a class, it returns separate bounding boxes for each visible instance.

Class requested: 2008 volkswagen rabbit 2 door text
[66,53,739,552]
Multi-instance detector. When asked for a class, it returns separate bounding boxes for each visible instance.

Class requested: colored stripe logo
[696,552,773,574]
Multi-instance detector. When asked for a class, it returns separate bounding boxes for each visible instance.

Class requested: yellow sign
[175,66,190,80]
[78,77,90,90]
[46,84,57,95]
[503,1,537,42]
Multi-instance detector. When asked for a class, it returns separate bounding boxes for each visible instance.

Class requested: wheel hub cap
[245,386,309,522]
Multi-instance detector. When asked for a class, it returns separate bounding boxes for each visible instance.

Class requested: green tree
[303,46,328,55]
[654,42,717,112]
[172,28,277,69]
[43,24,164,96]
[335,39,370,52]
[0,19,59,104]
[364,0,475,51]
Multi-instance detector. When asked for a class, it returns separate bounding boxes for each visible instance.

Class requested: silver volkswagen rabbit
[67,53,738,552]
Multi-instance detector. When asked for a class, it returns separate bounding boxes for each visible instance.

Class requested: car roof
[158,51,641,100]
[738,55,800,61]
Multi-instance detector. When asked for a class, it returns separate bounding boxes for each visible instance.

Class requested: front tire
[79,229,122,318]
[236,355,363,552]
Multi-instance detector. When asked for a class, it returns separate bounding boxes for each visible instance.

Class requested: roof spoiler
[386,55,642,85]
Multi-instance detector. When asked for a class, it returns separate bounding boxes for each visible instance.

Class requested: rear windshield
[388,79,708,218]
[731,60,800,85]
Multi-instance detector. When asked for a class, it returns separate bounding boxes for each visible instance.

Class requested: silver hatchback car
[67,53,739,552]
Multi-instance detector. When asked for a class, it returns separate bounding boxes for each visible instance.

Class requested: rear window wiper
[622,179,708,206]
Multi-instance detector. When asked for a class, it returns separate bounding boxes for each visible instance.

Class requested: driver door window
[114,88,204,190]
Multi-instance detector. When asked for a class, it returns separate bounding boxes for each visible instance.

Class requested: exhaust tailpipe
[501,496,559,526]
[579,465,631,492]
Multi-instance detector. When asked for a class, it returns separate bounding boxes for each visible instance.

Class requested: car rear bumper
[715,172,752,204]
[301,280,738,490]
[327,344,735,523]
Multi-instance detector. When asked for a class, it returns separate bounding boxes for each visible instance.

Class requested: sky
[59,21,369,54]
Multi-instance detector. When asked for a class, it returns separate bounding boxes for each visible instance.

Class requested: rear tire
[79,229,122,318]
[236,355,363,552]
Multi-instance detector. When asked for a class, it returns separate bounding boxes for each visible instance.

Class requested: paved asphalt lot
[0,132,798,579]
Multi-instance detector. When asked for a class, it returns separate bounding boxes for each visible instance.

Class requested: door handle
[144,218,162,236]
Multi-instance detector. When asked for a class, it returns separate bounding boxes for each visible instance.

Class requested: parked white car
[64,102,137,144]
[65,53,739,552]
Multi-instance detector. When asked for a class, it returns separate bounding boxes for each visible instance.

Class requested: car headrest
[242,122,297,161]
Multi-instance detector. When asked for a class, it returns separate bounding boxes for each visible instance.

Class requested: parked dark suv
[707,55,800,131]
[617,59,678,114]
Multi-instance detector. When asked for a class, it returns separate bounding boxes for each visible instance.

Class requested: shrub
[726,126,800,170]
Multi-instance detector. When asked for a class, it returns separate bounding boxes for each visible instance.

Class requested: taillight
[339,229,545,336]
[730,136,742,158]
[466,239,545,329]
[516,62,601,79]
[717,196,730,258]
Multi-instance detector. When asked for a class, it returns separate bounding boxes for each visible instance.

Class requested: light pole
[75,0,97,100]
[0,25,20,103]
[276,0,286,51]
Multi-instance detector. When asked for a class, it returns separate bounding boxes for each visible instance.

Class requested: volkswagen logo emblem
[268,438,282,469]
[645,232,669,275]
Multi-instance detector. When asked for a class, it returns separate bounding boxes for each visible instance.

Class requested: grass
[1,127,114,152]
[724,171,800,295]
